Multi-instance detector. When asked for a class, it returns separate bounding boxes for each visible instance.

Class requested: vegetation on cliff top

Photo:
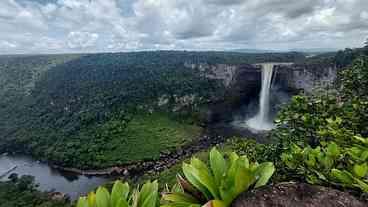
[0,51,303,169]
[85,47,368,207]
[1,46,368,206]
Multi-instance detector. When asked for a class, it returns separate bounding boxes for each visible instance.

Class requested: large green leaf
[162,192,200,205]
[220,157,253,206]
[111,181,130,207]
[234,158,256,195]
[88,192,96,207]
[176,175,204,200]
[138,181,158,207]
[141,189,158,207]
[326,142,340,158]
[353,163,368,178]
[254,162,275,188]
[189,158,219,199]
[183,163,212,200]
[116,199,129,207]
[330,169,354,185]
[77,197,89,207]
[209,148,227,187]
[353,177,368,192]
[96,187,111,207]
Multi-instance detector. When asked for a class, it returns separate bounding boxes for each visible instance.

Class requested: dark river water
[0,155,112,200]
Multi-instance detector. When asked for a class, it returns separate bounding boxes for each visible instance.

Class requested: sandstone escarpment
[186,62,337,124]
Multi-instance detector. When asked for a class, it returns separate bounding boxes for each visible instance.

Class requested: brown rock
[232,182,367,207]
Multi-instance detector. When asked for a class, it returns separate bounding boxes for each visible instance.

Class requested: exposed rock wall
[185,62,337,123]
[193,64,262,123]
[275,63,337,93]
[188,62,337,94]
[185,62,238,88]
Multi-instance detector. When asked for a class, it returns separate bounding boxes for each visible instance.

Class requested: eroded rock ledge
[232,182,367,207]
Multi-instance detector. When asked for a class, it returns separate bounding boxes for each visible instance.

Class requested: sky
[0,0,367,54]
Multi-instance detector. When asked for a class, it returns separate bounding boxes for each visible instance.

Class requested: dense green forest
[73,45,368,207]
[0,51,304,169]
[0,46,367,206]
[0,175,71,207]
[73,51,368,207]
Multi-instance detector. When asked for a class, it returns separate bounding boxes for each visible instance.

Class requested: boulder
[232,182,367,207]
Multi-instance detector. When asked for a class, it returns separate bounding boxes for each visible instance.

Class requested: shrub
[76,180,159,207]
[281,136,368,192]
[161,147,275,207]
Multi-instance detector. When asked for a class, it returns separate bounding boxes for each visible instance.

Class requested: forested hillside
[0,51,304,169]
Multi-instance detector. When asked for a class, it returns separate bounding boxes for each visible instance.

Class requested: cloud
[67,31,99,49]
[0,40,17,48]
[0,0,367,54]
[203,0,245,6]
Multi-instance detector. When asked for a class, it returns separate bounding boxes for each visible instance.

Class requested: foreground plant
[282,137,368,192]
[162,147,275,207]
[76,180,159,207]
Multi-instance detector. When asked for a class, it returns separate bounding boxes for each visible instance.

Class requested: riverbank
[52,123,268,177]
[53,133,226,177]
[0,175,71,207]
[0,123,268,200]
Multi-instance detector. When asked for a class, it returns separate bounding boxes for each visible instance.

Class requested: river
[0,155,112,200]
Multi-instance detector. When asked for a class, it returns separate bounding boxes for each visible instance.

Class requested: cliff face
[187,62,337,123]
[188,62,337,101]
[194,62,337,93]
[185,63,238,88]
[275,63,337,93]
[186,63,262,123]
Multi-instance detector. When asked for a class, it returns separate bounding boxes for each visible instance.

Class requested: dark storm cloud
[175,21,215,39]
[0,0,367,54]
[255,0,320,18]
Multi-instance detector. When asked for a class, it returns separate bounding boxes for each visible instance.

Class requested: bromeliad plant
[162,147,275,207]
[76,180,159,207]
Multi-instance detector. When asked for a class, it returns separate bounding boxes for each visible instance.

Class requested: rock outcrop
[275,63,337,93]
[191,62,337,94]
[201,64,262,123]
[232,182,367,207]
[186,62,337,123]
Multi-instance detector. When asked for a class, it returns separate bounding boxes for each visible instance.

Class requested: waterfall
[246,63,275,131]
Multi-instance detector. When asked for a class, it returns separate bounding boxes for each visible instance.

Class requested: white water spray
[246,63,275,131]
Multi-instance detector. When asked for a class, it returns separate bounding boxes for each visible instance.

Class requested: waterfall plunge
[246,63,275,131]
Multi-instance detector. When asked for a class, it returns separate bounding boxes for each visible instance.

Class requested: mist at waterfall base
[232,64,291,133]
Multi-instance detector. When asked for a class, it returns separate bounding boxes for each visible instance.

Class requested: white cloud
[0,40,17,49]
[361,11,368,20]
[67,31,99,49]
[0,0,367,54]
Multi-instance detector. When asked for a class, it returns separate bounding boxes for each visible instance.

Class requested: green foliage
[0,174,71,207]
[161,147,275,207]
[339,56,368,100]
[273,55,368,193]
[273,94,343,148]
[135,150,211,191]
[0,51,304,169]
[46,112,202,169]
[77,180,159,207]
[224,138,289,182]
[282,137,368,192]
[224,138,279,164]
